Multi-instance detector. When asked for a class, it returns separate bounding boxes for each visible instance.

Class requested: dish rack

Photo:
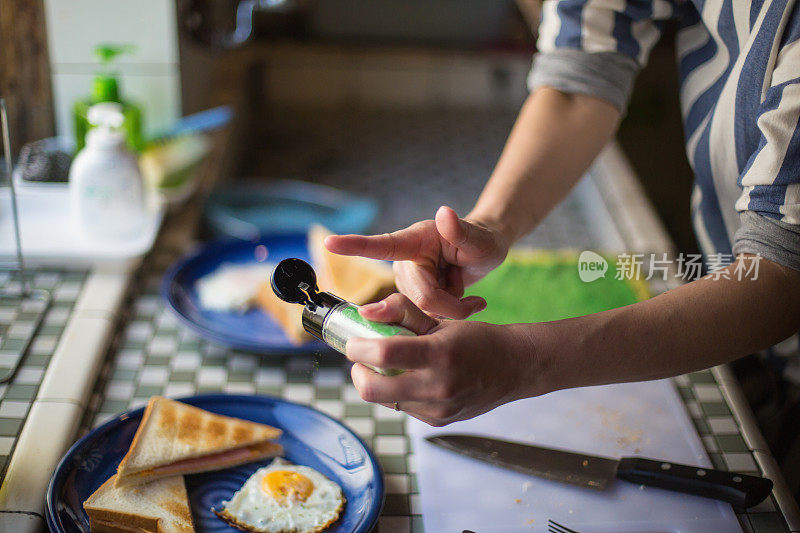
[0,98,51,384]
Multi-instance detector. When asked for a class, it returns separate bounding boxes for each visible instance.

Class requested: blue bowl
[162,234,328,353]
[205,179,378,240]
[46,394,384,533]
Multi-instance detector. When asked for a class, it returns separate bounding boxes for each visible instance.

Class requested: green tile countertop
[0,269,87,483]
[77,242,794,533]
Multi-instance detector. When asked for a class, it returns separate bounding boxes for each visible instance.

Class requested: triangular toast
[308,224,396,304]
[84,474,194,533]
[254,280,309,345]
[115,397,282,486]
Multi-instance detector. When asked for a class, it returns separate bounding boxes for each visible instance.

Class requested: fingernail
[345,337,367,359]
[360,301,386,314]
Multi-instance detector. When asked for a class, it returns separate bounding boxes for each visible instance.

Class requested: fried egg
[215,458,345,533]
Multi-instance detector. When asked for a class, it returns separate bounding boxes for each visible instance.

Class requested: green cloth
[465,251,647,324]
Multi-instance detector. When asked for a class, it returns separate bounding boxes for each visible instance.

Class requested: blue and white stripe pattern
[534,0,800,269]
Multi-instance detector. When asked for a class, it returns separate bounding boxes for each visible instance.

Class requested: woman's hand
[345,293,542,426]
[325,206,509,319]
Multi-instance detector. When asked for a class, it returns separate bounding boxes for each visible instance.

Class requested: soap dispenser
[69,102,146,242]
[73,44,143,153]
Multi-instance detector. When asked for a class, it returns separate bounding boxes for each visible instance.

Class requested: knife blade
[425,434,773,508]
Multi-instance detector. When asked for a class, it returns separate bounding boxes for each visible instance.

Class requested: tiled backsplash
[262,46,533,109]
[43,0,181,141]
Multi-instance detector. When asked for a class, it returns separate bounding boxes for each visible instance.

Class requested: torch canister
[271,258,412,376]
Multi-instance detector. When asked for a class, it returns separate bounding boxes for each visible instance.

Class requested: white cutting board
[409,379,742,533]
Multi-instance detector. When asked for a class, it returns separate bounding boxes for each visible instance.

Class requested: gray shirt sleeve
[527,49,640,113]
[733,211,800,271]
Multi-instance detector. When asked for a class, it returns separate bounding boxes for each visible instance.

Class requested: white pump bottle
[69,102,145,241]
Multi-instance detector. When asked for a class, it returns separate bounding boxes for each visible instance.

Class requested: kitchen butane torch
[271,258,413,375]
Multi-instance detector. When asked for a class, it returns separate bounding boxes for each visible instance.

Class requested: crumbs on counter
[593,405,646,450]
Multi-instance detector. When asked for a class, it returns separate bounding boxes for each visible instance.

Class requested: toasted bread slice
[254,279,310,345]
[308,225,396,304]
[115,397,282,487]
[84,474,194,533]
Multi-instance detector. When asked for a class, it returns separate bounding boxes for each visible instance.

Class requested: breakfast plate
[162,234,328,353]
[46,394,384,533]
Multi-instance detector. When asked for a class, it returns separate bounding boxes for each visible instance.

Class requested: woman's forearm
[468,87,620,244]
[519,256,800,397]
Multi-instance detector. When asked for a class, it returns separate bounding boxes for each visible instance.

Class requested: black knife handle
[616,457,773,508]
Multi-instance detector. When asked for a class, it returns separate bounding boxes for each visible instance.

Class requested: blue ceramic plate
[46,394,384,533]
[162,235,328,353]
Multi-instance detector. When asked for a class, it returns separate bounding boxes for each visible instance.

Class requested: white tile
[53,282,82,301]
[708,416,738,434]
[0,436,15,455]
[375,436,407,455]
[44,0,178,65]
[117,350,145,369]
[343,386,362,403]
[224,383,256,395]
[128,397,150,411]
[723,452,758,472]
[164,383,196,398]
[0,401,29,418]
[0,310,15,322]
[282,384,314,404]
[197,367,227,386]
[384,474,409,494]
[73,268,132,316]
[694,384,723,402]
[345,418,374,437]
[126,322,153,342]
[148,336,178,356]
[30,336,58,356]
[314,368,345,387]
[135,296,162,316]
[7,323,35,338]
[685,400,702,418]
[0,353,19,367]
[375,404,405,420]
[15,368,44,385]
[106,382,135,400]
[139,367,169,386]
[0,401,82,515]
[170,352,201,371]
[228,353,258,372]
[702,435,718,452]
[37,315,113,404]
[313,400,344,419]
[256,368,286,386]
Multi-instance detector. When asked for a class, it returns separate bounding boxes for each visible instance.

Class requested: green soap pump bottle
[73,44,143,153]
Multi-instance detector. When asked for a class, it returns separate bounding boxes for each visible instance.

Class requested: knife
[425,434,773,508]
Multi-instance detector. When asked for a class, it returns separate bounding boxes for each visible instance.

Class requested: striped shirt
[528,0,800,373]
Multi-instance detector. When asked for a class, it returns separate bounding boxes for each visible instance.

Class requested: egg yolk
[262,470,315,505]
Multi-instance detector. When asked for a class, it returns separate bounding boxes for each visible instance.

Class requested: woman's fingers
[346,333,431,370]
[358,293,439,334]
[324,225,425,261]
[350,364,432,403]
[435,206,502,262]
[399,263,485,319]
